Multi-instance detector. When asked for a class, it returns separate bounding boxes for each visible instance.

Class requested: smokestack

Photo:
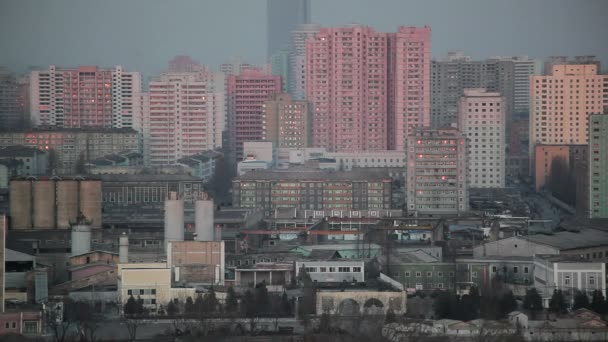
[164,191,184,251]
[194,192,215,242]
[119,232,129,263]
[71,212,91,257]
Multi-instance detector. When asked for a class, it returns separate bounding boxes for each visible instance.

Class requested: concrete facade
[263,93,311,149]
[232,169,392,215]
[530,64,607,174]
[316,290,406,315]
[306,25,430,152]
[0,128,139,174]
[227,68,282,162]
[141,71,225,166]
[167,240,225,285]
[589,114,608,218]
[458,89,506,188]
[295,260,364,283]
[406,128,468,215]
[29,65,141,129]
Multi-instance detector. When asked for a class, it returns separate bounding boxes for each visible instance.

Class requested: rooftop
[235,168,393,181]
[0,127,138,134]
[0,145,46,157]
[523,229,608,250]
[99,174,201,182]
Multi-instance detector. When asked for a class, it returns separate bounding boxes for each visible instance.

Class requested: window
[524,267,529,274]
[338,267,350,272]
[127,289,133,295]
[565,275,571,285]
[405,272,411,277]
[438,283,444,289]
[23,321,38,334]
[590,276,595,285]
[472,272,477,278]
[437,272,443,277]
[151,299,157,305]
[11,322,16,329]
[352,267,362,272]
[416,272,422,277]
[492,266,497,273]
[140,289,144,295]
[329,267,336,272]
[427,271,433,277]
[4,323,9,329]
[151,289,156,295]
[513,267,518,273]
[305,267,316,273]
[319,267,327,272]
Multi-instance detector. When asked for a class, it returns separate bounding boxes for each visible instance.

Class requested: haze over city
[1,0,607,76]
[1,0,608,341]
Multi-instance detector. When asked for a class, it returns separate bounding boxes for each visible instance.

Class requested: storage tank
[71,213,92,256]
[9,180,32,229]
[194,195,215,242]
[164,191,184,251]
[119,233,129,263]
[33,180,56,229]
[79,180,102,228]
[56,180,79,229]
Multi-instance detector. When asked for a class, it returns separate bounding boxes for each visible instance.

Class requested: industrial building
[100,174,204,227]
[232,168,393,216]
[9,177,102,230]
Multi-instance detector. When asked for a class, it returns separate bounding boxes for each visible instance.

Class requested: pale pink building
[30,65,141,129]
[305,25,430,152]
[227,68,282,161]
[168,55,207,73]
[141,71,226,166]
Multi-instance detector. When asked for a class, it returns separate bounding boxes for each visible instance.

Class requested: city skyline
[0,0,606,77]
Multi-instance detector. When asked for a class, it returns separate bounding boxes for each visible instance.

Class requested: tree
[194,294,204,314]
[572,290,590,311]
[499,291,518,317]
[48,300,75,342]
[241,290,256,318]
[280,292,292,316]
[548,289,568,314]
[185,296,195,316]
[591,290,606,314]
[167,299,179,317]
[75,151,87,174]
[124,295,138,316]
[71,301,103,342]
[385,308,397,324]
[523,288,543,319]
[202,287,219,316]
[434,291,454,319]
[225,286,238,314]
[255,281,271,316]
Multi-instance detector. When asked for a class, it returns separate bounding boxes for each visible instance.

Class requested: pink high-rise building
[305,25,430,152]
[388,26,431,150]
[30,65,141,129]
[227,68,282,161]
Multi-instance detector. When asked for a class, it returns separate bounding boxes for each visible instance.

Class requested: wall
[316,290,407,315]
[473,237,559,258]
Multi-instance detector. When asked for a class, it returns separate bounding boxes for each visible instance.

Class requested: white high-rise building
[29,65,141,128]
[458,89,506,188]
[140,71,226,166]
[289,23,320,100]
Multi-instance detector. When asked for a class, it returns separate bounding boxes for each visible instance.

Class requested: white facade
[295,260,365,283]
[242,141,275,163]
[458,88,506,188]
[290,24,320,100]
[111,66,142,129]
[141,71,225,166]
[275,147,405,171]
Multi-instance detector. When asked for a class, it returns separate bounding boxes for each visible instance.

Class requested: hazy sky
[1,0,606,77]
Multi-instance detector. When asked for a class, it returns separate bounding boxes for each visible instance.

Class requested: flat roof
[235,168,393,181]
[100,174,201,182]
[523,229,608,250]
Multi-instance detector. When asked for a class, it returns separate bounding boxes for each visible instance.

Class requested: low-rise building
[534,254,606,307]
[473,230,608,261]
[167,241,225,286]
[234,262,293,288]
[295,260,365,284]
[0,146,48,176]
[0,311,43,336]
[176,150,223,182]
[0,128,139,174]
[232,168,393,216]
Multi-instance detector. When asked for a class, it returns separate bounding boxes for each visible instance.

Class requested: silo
[33,180,56,229]
[79,180,102,228]
[119,233,129,263]
[195,198,215,241]
[71,221,92,257]
[9,180,32,229]
[56,180,79,229]
[164,191,184,251]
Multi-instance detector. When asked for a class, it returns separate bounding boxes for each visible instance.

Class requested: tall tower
[267,0,310,60]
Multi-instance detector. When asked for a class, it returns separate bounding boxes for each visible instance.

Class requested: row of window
[304,266,362,273]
